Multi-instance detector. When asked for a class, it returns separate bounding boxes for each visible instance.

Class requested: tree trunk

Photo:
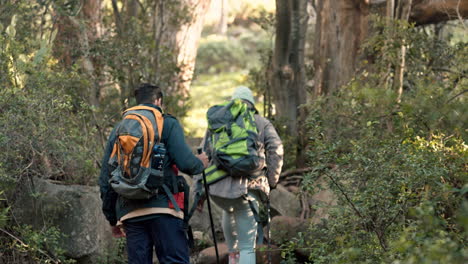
[393,0,413,103]
[270,0,309,167]
[156,0,211,102]
[313,0,370,96]
[410,0,468,26]
[216,0,228,35]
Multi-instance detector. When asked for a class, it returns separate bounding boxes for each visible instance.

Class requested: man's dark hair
[134,83,163,105]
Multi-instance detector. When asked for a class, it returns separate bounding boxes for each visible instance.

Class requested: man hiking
[201,86,284,264]
[99,83,209,264]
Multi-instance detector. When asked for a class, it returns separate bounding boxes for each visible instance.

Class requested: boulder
[12,177,115,261]
[270,216,309,245]
[196,243,229,264]
[270,184,301,217]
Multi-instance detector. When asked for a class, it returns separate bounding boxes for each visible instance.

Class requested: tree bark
[270,0,309,167]
[157,0,211,102]
[313,0,370,96]
[410,0,468,26]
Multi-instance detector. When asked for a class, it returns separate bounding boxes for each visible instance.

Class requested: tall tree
[216,0,228,35]
[161,0,211,101]
[112,0,210,109]
[313,0,369,96]
[313,0,468,97]
[269,0,309,166]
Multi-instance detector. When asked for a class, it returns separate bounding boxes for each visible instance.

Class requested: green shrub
[281,17,467,263]
[0,11,101,263]
[195,28,271,75]
[1,225,76,264]
[0,22,99,186]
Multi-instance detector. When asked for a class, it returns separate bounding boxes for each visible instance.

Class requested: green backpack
[204,99,264,184]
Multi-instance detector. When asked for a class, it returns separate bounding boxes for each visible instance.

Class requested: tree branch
[324,170,388,251]
[447,89,468,103]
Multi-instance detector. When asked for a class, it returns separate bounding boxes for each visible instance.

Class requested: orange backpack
[108,106,164,199]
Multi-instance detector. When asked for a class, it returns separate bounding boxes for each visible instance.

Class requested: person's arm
[264,120,284,189]
[165,117,207,175]
[98,127,118,226]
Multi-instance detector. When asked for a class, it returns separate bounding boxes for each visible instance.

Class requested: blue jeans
[123,214,189,264]
[211,191,260,264]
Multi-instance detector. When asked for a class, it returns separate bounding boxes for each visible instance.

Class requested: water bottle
[145,142,165,190]
[152,142,166,177]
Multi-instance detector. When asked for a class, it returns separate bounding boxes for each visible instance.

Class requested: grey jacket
[201,113,284,200]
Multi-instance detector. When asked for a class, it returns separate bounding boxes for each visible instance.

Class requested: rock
[196,243,229,264]
[12,177,115,261]
[270,184,301,217]
[286,185,300,194]
[270,216,309,245]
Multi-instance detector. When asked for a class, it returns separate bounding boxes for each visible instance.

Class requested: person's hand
[197,152,209,168]
[111,225,126,238]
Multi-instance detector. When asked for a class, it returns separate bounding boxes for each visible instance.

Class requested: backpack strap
[244,193,264,245]
[124,105,164,142]
[162,184,181,212]
[180,176,195,248]
[120,114,154,168]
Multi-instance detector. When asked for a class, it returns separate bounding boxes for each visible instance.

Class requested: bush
[0,21,99,186]
[0,12,101,263]
[195,28,271,75]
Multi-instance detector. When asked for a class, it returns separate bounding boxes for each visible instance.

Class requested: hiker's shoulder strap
[124,106,164,141]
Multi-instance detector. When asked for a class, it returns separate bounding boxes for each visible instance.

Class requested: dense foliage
[0,1,190,262]
[282,18,467,263]
[0,1,466,263]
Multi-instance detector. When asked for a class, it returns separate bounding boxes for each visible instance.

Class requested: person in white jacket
[202,86,284,264]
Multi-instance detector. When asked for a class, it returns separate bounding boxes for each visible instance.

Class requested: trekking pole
[266,195,272,264]
[198,148,220,264]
